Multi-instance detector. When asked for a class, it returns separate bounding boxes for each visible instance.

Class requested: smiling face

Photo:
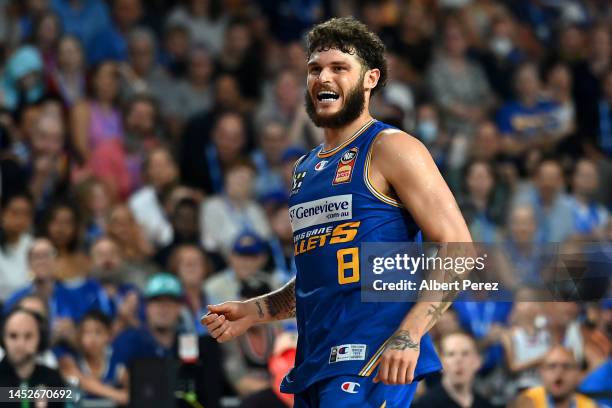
[305,48,378,129]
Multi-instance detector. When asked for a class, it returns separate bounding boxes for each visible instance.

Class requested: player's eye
[309,67,321,75]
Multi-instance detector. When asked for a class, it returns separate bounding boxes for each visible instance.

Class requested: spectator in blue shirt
[497,62,565,156]
[51,0,112,61]
[112,273,224,408]
[57,310,128,405]
[513,159,575,243]
[569,159,608,238]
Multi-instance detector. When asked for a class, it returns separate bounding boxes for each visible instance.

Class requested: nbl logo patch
[291,171,306,195]
[333,147,358,185]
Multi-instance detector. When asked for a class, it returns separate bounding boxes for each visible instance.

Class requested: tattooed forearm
[387,330,420,351]
[262,278,296,320]
[255,300,264,319]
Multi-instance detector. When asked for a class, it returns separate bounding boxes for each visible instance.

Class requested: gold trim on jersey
[380,401,387,408]
[317,119,376,158]
[358,337,390,377]
[363,132,403,208]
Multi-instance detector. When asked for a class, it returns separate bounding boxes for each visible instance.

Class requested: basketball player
[202,17,472,407]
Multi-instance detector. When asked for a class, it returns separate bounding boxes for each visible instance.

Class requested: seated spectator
[154,197,201,269]
[251,121,290,199]
[46,35,86,107]
[89,236,142,333]
[414,331,494,408]
[113,273,223,408]
[51,0,112,61]
[414,103,450,171]
[0,46,45,112]
[181,111,248,194]
[27,113,72,213]
[453,299,512,376]
[106,205,154,265]
[71,61,123,164]
[498,206,553,288]
[497,63,567,156]
[171,244,210,336]
[129,147,179,248]
[458,160,506,243]
[58,310,128,405]
[543,63,576,142]
[205,232,279,305]
[426,19,495,136]
[594,69,612,156]
[201,160,272,257]
[0,308,65,405]
[569,158,609,238]
[221,279,278,397]
[513,158,574,243]
[120,27,171,101]
[41,201,90,281]
[501,291,551,395]
[163,47,214,132]
[120,95,163,184]
[513,346,598,408]
[75,177,115,248]
[0,192,34,301]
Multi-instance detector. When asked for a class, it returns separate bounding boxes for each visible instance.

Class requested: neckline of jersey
[317,119,377,158]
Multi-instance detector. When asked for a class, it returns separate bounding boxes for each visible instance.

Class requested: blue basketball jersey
[281,119,442,394]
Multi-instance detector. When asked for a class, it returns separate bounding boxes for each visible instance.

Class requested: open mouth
[316,90,340,102]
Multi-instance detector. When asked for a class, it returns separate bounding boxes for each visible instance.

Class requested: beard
[305,80,366,129]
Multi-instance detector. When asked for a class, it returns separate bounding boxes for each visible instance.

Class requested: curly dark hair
[306,17,388,94]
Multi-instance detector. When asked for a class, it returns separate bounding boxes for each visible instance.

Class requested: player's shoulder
[371,126,429,159]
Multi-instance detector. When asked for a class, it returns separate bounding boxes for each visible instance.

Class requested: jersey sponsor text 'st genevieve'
[281,119,442,394]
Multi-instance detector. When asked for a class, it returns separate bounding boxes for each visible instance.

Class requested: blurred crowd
[0,0,611,407]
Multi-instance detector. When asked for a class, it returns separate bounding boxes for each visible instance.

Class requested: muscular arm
[250,278,296,323]
[203,277,296,343]
[371,130,473,343]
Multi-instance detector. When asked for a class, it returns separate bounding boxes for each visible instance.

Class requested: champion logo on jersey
[341,382,360,394]
[314,160,328,171]
[333,147,359,185]
[290,171,306,196]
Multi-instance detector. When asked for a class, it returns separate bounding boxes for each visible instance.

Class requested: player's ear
[363,68,380,92]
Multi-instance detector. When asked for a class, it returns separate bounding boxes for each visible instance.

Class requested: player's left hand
[373,330,420,385]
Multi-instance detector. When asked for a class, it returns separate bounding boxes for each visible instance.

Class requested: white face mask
[417,121,438,144]
[490,36,513,57]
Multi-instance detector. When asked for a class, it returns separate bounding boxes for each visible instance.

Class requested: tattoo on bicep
[263,279,296,320]
[387,330,419,351]
[255,300,264,319]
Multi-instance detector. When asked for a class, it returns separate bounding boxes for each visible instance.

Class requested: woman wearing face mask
[477,12,527,101]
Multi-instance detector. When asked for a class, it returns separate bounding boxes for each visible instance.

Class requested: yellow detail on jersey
[363,132,403,208]
[359,338,391,376]
[318,119,376,158]
[294,221,361,255]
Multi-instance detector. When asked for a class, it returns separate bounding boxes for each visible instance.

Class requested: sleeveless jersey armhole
[363,130,403,208]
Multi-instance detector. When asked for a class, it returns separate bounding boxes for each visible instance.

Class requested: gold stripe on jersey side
[380,401,387,408]
[363,133,403,207]
[359,338,390,376]
[317,119,376,158]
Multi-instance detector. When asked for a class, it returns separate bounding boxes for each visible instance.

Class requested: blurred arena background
[0,0,610,407]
